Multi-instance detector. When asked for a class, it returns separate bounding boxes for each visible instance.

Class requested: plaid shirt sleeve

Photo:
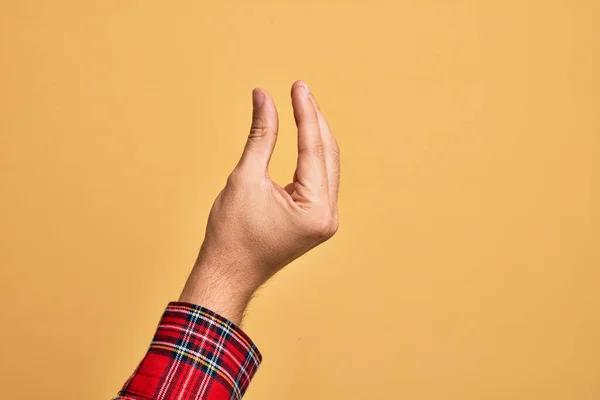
[114,302,262,400]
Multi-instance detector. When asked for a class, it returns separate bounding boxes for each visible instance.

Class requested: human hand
[179,81,340,323]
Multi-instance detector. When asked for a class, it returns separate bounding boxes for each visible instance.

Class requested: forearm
[115,255,263,400]
[178,261,257,326]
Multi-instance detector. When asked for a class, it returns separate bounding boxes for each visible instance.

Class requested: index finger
[291,80,328,194]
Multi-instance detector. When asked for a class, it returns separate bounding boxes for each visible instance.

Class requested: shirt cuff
[118,302,262,400]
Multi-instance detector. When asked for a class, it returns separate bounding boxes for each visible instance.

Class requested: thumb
[238,88,279,174]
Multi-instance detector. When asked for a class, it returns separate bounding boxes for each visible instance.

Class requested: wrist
[178,261,259,325]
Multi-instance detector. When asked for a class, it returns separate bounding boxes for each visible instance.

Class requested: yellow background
[1,1,599,399]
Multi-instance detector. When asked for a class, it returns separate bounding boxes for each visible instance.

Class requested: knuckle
[329,216,339,236]
[249,123,270,139]
[330,138,340,158]
[307,213,337,240]
[226,169,244,186]
[300,142,325,158]
[315,142,325,158]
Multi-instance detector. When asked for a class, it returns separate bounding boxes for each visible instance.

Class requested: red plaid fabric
[115,302,262,400]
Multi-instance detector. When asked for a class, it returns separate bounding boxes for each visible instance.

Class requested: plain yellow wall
[1,1,599,399]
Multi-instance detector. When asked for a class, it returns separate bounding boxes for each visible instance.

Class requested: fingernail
[252,89,265,108]
[300,80,311,95]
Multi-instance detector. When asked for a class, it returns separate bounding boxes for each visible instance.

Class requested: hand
[179,81,340,324]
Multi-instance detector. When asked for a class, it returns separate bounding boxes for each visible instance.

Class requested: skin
[179,80,340,325]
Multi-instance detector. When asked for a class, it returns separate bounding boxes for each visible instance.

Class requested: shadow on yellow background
[1,1,599,399]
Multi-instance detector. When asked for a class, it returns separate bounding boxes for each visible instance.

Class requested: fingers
[306,89,340,207]
[238,88,279,174]
[291,80,328,194]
